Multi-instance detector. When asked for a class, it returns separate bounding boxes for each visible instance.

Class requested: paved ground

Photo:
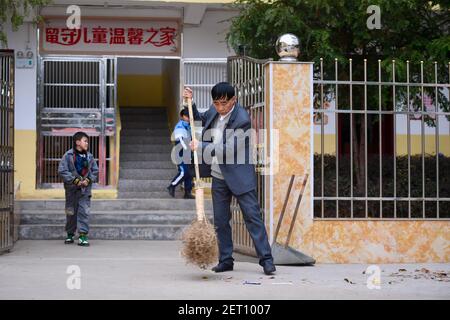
[0,240,448,300]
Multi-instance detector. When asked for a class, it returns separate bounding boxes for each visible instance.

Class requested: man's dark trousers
[212,177,273,267]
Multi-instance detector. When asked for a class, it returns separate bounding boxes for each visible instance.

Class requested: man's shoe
[184,192,195,199]
[64,233,74,244]
[167,185,175,197]
[78,234,90,247]
[211,263,234,273]
[263,263,276,275]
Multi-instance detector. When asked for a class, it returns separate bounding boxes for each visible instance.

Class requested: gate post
[0,50,15,253]
[264,61,315,261]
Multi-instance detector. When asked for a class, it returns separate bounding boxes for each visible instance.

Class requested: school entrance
[36,15,227,191]
[18,15,228,241]
[36,56,227,190]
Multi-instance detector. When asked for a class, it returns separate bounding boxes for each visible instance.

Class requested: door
[37,56,116,187]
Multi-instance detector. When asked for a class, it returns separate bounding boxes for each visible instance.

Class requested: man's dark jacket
[192,102,257,196]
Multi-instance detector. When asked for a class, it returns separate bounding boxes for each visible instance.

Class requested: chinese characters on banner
[40,18,180,56]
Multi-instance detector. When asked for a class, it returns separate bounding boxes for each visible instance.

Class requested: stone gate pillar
[264,61,315,263]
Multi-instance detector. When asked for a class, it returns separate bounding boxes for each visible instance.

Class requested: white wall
[313,98,450,136]
[183,10,237,58]
[4,22,38,130]
[5,5,238,131]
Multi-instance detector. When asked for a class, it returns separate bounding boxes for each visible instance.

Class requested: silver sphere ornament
[276,34,300,61]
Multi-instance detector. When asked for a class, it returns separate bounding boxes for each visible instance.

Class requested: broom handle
[185,97,201,182]
[185,96,206,222]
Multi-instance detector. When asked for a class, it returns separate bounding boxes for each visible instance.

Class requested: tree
[227,0,449,64]
[226,0,449,199]
[0,0,51,47]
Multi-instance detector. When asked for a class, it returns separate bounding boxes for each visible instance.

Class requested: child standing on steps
[58,131,99,246]
[167,108,194,199]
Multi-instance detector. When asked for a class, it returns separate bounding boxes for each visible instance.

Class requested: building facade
[6,0,236,199]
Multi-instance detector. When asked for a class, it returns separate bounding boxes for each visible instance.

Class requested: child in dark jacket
[58,131,98,246]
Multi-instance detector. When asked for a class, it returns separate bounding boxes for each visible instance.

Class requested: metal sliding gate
[184,56,269,256]
[227,56,270,256]
[37,56,116,187]
[0,50,15,253]
[182,59,227,112]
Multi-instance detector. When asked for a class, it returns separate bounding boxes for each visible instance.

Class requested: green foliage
[0,0,52,47]
[227,0,450,117]
[227,0,449,65]
[228,0,450,194]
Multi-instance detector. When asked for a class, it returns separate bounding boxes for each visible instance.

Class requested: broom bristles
[181,96,219,269]
[181,219,218,269]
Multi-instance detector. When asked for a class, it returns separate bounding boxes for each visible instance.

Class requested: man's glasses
[213,98,233,107]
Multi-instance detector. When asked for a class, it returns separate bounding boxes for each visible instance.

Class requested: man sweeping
[186,83,276,275]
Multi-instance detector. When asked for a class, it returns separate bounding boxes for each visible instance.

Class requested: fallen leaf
[344,278,355,284]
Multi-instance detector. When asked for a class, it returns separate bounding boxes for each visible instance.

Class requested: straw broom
[180,96,218,269]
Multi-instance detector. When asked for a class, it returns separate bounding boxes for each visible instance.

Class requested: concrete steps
[120,160,175,169]
[19,224,186,240]
[118,180,173,192]
[120,152,172,161]
[16,107,202,241]
[120,136,171,145]
[18,199,210,211]
[120,128,169,136]
[17,199,213,240]
[119,168,176,180]
[120,121,169,129]
[120,144,173,153]
[20,210,200,225]
[118,192,178,199]
[118,107,178,197]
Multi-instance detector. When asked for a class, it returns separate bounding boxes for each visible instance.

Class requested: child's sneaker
[64,233,75,244]
[78,233,90,247]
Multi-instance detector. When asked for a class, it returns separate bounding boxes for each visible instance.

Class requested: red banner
[40,17,180,56]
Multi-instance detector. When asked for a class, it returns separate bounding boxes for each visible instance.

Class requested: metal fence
[183,59,227,112]
[37,56,116,187]
[0,50,15,253]
[183,59,228,192]
[227,55,271,255]
[313,58,450,219]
